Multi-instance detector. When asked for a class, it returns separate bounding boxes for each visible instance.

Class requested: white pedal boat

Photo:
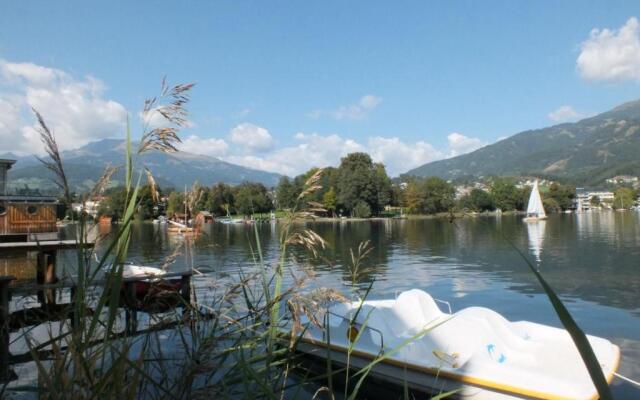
[292,289,620,400]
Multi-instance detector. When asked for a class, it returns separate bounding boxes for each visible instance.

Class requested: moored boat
[104,263,185,311]
[288,289,620,399]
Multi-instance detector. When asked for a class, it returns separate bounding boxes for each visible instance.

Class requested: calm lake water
[54,211,640,397]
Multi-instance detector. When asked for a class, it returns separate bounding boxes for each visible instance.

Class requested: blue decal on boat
[487,344,506,364]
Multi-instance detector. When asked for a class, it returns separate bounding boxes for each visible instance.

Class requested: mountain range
[4,98,640,193]
[4,139,282,193]
[406,99,640,186]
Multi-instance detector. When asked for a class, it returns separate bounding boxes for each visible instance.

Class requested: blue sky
[1,1,639,176]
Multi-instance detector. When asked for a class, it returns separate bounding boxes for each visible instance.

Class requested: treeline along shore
[83,152,620,222]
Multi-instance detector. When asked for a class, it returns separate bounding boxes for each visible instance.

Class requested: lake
[49,211,640,397]
[13,211,640,399]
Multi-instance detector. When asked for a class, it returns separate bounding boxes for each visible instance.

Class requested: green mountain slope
[405,99,640,185]
[6,139,282,194]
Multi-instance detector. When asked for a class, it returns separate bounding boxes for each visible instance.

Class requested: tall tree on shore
[490,178,520,211]
[337,153,381,215]
[209,182,235,216]
[546,182,576,210]
[421,177,455,214]
[235,182,273,217]
[373,163,392,214]
[322,187,337,217]
[276,176,298,210]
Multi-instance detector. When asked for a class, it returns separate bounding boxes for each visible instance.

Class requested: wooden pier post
[37,250,58,307]
[0,275,16,382]
[180,274,192,323]
[180,274,191,304]
[124,281,138,335]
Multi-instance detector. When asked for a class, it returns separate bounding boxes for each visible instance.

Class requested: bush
[353,201,372,218]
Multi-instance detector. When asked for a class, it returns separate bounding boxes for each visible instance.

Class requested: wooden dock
[0,268,195,383]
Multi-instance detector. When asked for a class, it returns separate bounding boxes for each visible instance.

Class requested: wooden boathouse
[0,159,59,243]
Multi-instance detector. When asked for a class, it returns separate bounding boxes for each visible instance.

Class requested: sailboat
[523,180,547,222]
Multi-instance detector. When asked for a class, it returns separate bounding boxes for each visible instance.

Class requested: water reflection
[526,220,546,263]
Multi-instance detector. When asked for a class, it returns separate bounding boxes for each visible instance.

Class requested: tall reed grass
[3,78,613,400]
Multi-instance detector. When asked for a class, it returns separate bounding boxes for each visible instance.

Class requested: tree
[590,195,601,207]
[403,179,423,214]
[234,182,273,217]
[167,191,185,216]
[137,185,159,219]
[490,178,520,211]
[353,201,372,218]
[459,188,494,212]
[337,153,388,215]
[421,177,455,214]
[546,183,575,211]
[100,187,127,220]
[373,163,392,213]
[614,187,636,209]
[402,177,454,214]
[209,183,235,216]
[322,187,337,217]
[543,197,560,213]
[276,177,298,210]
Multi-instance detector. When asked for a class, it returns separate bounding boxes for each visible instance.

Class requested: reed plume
[32,108,71,205]
[138,78,196,154]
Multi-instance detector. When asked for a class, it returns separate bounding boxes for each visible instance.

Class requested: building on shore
[605,175,638,185]
[575,188,615,210]
[0,159,59,243]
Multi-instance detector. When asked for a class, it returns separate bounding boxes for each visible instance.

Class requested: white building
[575,190,614,209]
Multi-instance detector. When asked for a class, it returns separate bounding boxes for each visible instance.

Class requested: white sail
[526,180,546,218]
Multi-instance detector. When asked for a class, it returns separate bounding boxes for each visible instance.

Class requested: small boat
[289,289,620,399]
[104,263,185,311]
[167,220,196,234]
[523,180,547,222]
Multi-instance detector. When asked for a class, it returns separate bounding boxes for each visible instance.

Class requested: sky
[0,1,639,177]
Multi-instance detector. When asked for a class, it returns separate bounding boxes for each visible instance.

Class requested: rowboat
[290,289,620,399]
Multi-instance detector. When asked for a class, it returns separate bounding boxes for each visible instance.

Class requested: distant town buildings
[71,198,103,218]
[454,182,489,200]
[605,175,638,185]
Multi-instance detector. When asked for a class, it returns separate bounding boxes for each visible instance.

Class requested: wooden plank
[0,240,94,253]
[8,270,194,295]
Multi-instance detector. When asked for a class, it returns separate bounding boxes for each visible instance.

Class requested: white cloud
[447,132,485,157]
[547,105,584,122]
[219,131,483,177]
[308,94,382,121]
[366,137,443,175]
[178,135,229,158]
[225,133,363,176]
[577,17,640,82]
[229,122,274,151]
[0,59,127,154]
